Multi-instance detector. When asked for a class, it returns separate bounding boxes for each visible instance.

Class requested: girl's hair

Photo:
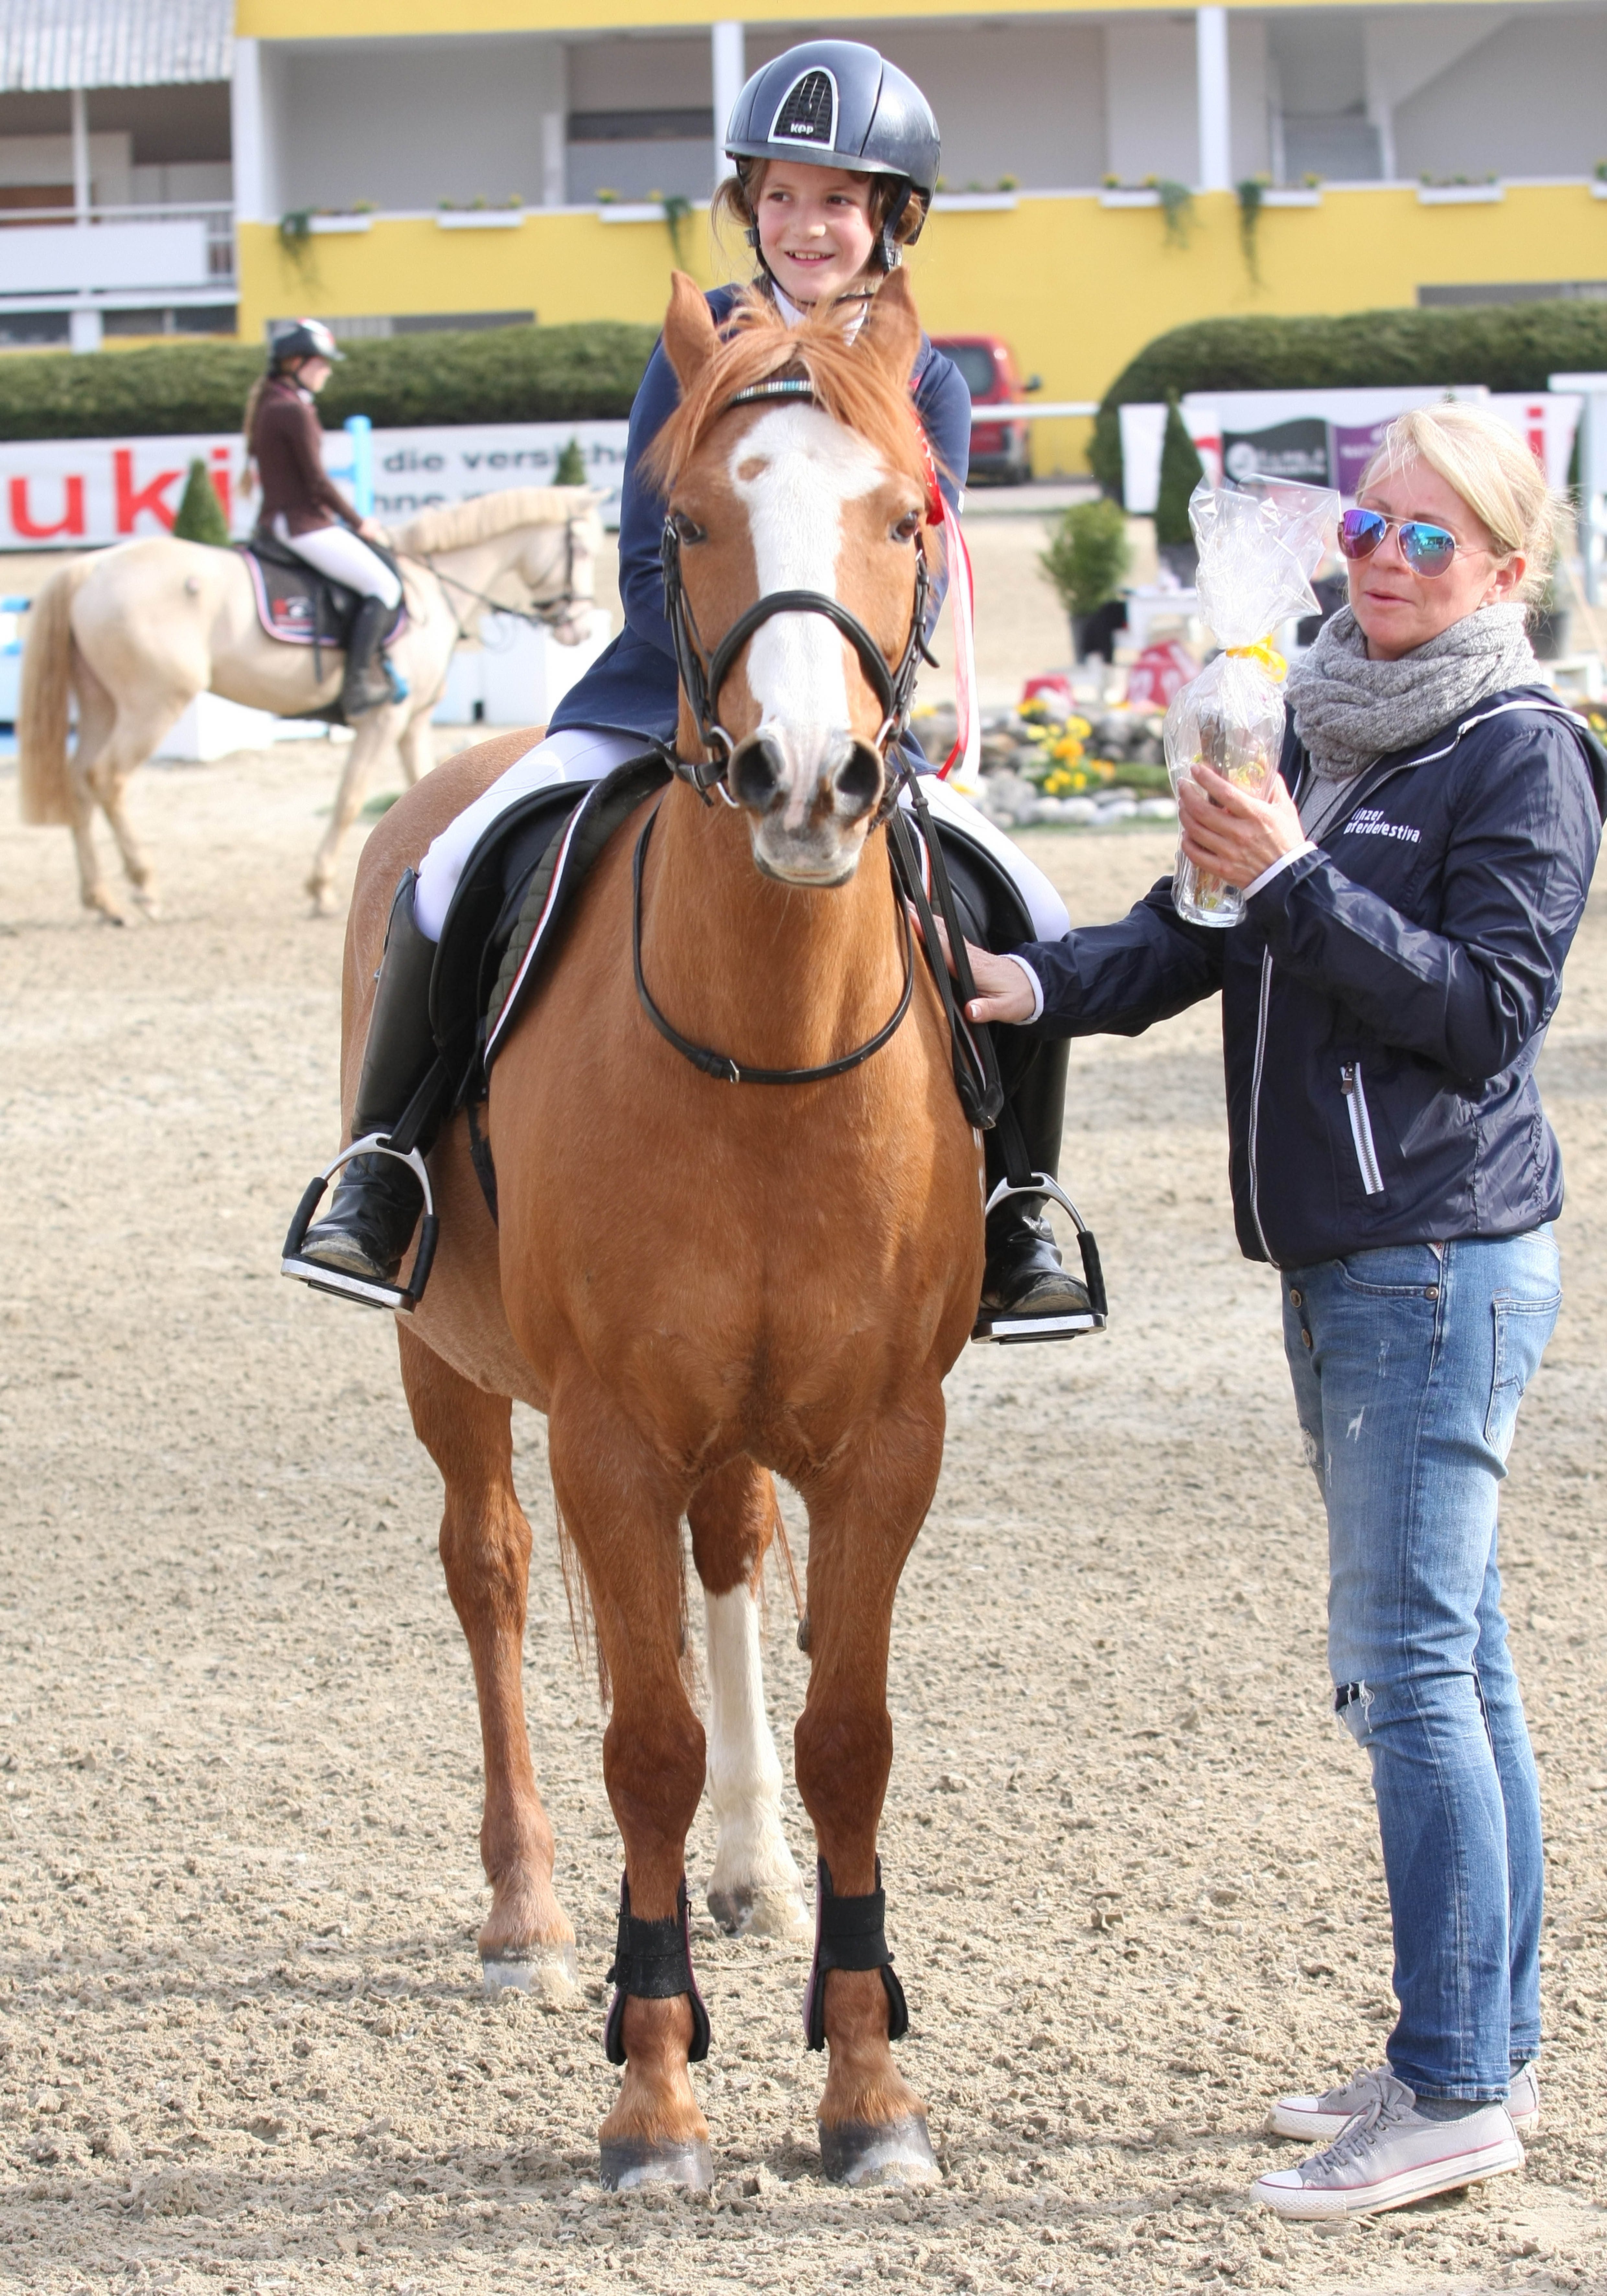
[710,158,927,275]
[1359,404,1561,601]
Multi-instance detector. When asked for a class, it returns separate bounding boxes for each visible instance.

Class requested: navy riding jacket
[548,280,971,758]
[1013,688,1607,1269]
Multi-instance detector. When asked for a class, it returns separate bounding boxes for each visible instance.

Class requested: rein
[632,801,916,1087]
[660,376,935,806]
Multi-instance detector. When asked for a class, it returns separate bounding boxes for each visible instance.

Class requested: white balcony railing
[0,202,235,297]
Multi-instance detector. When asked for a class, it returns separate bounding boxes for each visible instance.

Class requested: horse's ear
[859,269,922,386]
[662,272,718,393]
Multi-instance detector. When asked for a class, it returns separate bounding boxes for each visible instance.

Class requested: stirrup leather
[280,1132,439,1313]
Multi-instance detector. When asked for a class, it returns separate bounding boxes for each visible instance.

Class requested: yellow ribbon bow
[1226,634,1289,683]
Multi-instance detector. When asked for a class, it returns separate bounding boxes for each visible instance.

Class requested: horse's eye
[892,511,922,544]
[672,510,706,545]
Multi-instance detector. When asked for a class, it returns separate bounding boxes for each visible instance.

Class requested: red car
[930,334,1040,486]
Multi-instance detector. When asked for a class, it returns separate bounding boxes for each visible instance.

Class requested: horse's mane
[396,484,592,556]
[646,290,931,498]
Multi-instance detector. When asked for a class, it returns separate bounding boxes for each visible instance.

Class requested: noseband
[659,376,935,807]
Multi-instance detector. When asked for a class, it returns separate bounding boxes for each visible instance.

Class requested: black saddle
[429,752,674,1108]
[428,761,1029,1119]
[239,528,407,657]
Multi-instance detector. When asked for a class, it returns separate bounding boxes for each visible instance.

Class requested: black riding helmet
[268,317,344,371]
[724,40,940,274]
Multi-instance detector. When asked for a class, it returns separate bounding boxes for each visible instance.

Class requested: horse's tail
[17,560,89,826]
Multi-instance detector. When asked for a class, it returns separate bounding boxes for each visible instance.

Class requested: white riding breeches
[412,729,1071,949]
[273,515,403,611]
[414,726,644,941]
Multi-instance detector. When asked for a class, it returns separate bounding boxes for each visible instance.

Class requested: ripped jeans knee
[1334,1679,1374,1747]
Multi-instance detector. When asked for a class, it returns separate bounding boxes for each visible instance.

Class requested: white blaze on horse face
[727,403,886,831]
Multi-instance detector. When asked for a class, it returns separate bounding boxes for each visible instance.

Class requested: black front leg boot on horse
[341,594,401,718]
[974,1037,1100,1341]
[282,870,447,1311]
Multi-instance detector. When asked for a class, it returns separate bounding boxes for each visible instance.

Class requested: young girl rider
[246,318,406,719]
[289,39,1088,1338]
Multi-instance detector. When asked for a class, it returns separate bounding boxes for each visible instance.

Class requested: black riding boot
[341,595,396,718]
[295,872,441,1291]
[974,1037,1095,1337]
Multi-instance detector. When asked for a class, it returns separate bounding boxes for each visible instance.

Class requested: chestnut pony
[341,270,981,2187]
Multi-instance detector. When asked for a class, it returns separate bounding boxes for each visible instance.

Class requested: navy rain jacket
[549,280,971,762]
[1015,689,1607,1269]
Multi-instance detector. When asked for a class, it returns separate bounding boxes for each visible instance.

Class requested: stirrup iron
[280,1131,439,1313]
[973,1170,1108,1345]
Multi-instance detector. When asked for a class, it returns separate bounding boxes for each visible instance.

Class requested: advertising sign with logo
[1221,419,1330,488]
[0,420,630,549]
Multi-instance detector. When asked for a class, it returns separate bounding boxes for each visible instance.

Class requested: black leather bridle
[636,371,957,1096]
[659,376,934,806]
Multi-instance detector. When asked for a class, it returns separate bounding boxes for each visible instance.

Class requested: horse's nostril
[731,733,786,812]
[833,741,884,820]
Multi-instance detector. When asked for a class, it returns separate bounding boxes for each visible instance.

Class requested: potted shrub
[1040,497,1131,661]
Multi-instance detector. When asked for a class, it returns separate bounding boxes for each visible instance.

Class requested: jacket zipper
[1246,948,1274,1258]
[1340,1062,1385,1195]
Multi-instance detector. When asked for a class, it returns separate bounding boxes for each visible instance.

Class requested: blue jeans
[1281,1230,1560,2101]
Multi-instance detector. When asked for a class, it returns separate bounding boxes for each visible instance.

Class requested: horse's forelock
[646,292,930,501]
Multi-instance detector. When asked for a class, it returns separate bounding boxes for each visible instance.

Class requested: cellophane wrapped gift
[1164,478,1338,927]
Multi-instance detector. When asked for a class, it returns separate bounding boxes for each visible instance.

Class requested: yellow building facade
[232,0,1607,468]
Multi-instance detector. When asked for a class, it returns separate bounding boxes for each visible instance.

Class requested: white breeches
[414,726,643,941]
[273,515,403,610]
[413,730,1071,949]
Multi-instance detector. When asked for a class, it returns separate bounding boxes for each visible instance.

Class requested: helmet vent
[770,68,838,151]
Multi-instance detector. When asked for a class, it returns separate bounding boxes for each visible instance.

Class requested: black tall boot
[293,872,443,1296]
[341,595,396,718]
[974,1037,1096,1339]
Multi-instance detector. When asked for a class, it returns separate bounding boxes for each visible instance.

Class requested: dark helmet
[724,40,940,271]
[268,317,344,370]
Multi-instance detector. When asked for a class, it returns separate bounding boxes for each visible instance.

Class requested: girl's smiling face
[753,162,879,305]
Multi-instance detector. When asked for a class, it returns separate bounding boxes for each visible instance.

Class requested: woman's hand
[1177,762,1306,886]
[909,905,1039,1024]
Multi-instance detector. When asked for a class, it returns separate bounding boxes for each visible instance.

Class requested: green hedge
[0,321,661,441]
[1090,302,1607,495]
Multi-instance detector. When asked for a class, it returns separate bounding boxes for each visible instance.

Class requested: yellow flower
[1066,716,1092,739]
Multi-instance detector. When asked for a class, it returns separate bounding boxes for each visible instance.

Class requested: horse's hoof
[480,1944,580,2006]
[599,2135,714,2193]
[131,892,163,921]
[818,2114,940,2188]
[707,1882,812,1941]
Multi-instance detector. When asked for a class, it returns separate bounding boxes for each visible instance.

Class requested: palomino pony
[340,271,982,2189]
[17,487,600,920]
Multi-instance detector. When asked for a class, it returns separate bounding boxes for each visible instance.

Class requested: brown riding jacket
[250,375,360,537]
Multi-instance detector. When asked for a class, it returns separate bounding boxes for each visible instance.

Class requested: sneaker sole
[1253,2135,1524,2220]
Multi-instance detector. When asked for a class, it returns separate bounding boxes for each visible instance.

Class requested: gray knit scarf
[1285,602,1537,781]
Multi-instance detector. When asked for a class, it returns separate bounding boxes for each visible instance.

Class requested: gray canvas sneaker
[1269,2058,1539,2142]
[1252,2073,1524,2220]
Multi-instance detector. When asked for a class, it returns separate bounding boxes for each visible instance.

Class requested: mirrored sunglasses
[1338,507,1460,578]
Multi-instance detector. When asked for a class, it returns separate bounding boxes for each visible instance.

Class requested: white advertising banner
[0,419,631,549]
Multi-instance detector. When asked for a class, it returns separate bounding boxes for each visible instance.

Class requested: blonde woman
[957,405,1607,2215]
